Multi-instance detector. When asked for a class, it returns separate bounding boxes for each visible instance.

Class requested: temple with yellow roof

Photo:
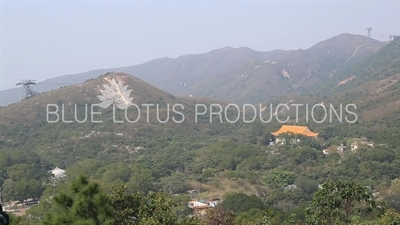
[272,125,318,137]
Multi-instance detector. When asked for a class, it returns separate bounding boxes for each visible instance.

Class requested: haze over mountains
[1,29,400,224]
[1,36,398,145]
[1,34,398,168]
[0,33,386,106]
[0,35,398,178]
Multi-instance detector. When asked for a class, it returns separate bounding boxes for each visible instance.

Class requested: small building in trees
[322,149,332,155]
[188,200,210,216]
[389,35,400,41]
[208,198,222,207]
[271,125,318,144]
[284,184,297,190]
[49,167,66,180]
[337,143,346,153]
[350,139,374,152]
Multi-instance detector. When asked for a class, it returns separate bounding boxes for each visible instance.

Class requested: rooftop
[271,125,318,137]
[49,167,66,178]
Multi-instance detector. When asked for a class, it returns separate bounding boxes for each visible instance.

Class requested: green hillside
[1,40,400,225]
[0,72,248,168]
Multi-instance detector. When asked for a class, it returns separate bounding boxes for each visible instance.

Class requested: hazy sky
[1,1,399,90]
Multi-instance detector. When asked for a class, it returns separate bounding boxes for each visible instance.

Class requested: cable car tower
[366,27,373,43]
[16,79,38,99]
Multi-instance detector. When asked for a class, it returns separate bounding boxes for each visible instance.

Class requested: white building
[49,167,66,179]
[389,35,399,41]
[351,140,374,152]
[337,144,346,153]
[188,200,209,209]
[208,198,222,207]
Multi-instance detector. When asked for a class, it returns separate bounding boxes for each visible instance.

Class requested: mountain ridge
[0,33,387,106]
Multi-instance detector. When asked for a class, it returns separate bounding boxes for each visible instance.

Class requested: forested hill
[258,38,400,148]
[0,72,246,168]
[1,41,400,225]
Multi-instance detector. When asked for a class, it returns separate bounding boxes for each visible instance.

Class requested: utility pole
[16,79,38,99]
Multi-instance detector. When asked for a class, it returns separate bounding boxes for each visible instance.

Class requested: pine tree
[42,175,115,225]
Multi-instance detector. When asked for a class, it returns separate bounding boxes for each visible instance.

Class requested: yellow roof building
[271,125,318,137]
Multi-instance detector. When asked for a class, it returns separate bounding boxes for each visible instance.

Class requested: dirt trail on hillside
[281,70,312,96]
[346,44,366,62]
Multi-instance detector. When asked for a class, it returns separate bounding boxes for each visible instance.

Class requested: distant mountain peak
[211,46,255,52]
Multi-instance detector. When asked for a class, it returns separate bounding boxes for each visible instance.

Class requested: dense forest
[2,126,400,224]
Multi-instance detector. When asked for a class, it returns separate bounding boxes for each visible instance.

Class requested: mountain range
[0,36,399,167]
[1,33,400,224]
[0,33,386,106]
